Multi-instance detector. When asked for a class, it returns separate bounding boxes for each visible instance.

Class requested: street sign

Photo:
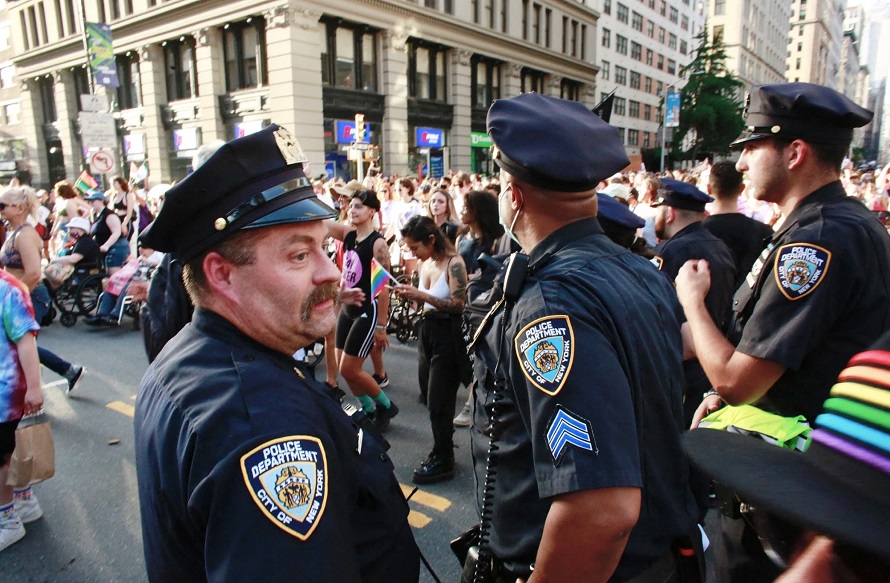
[350,142,371,151]
[89,149,116,174]
[80,94,107,112]
[79,112,117,149]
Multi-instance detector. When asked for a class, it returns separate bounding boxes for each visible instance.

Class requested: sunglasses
[0,202,18,210]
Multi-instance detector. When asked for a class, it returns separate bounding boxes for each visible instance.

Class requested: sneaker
[14,495,43,524]
[67,366,86,396]
[453,403,472,428]
[371,374,390,389]
[372,401,399,431]
[412,454,455,484]
[0,514,25,552]
[83,315,103,327]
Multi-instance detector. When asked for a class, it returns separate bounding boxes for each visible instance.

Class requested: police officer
[471,93,699,582]
[134,125,419,582]
[652,179,736,425]
[676,83,890,581]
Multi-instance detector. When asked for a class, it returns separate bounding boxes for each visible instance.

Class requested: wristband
[376,324,386,330]
[703,388,719,399]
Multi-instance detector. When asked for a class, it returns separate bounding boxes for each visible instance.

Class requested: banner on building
[665,92,681,128]
[86,23,119,88]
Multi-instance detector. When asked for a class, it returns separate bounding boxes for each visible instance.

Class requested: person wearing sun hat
[675,82,890,582]
[134,124,419,582]
[686,329,890,582]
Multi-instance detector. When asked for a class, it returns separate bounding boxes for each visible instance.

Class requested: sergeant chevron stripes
[546,405,597,464]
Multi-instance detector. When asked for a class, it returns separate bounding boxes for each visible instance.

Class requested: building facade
[786,0,845,88]
[8,0,602,188]
[0,1,27,184]
[706,0,790,89]
[593,0,705,166]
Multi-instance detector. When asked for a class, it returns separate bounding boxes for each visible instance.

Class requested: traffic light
[355,114,366,143]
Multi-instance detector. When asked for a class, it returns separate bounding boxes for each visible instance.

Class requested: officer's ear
[202,251,238,300]
[787,139,808,171]
[666,206,677,224]
[507,180,524,211]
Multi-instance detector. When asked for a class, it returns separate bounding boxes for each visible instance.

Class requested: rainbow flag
[74,170,98,194]
[370,258,396,298]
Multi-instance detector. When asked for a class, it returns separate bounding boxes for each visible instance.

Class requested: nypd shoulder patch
[651,256,664,270]
[514,315,575,396]
[545,405,598,465]
[774,243,831,301]
[241,435,328,540]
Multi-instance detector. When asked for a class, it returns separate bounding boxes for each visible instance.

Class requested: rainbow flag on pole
[370,258,397,298]
[74,170,98,194]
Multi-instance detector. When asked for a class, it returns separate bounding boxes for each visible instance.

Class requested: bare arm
[101,213,122,251]
[424,256,467,314]
[54,252,84,265]
[530,488,640,583]
[16,331,43,414]
[17,227,44,289]
[325,219,353,242]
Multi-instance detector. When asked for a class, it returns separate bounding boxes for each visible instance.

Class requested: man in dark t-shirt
[702,162,773,291]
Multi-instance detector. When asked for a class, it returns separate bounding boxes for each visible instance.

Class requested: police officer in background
[652,179,736,426]
[676,83,890,581]
[470,93,699,582]
[134,125,419,582]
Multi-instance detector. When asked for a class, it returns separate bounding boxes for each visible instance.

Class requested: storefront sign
[470,132,493,148]
[173,127,201,153]
[235,120,265,138]
[335,120,370,144]
[416,127,444,148]
[123,133,145,157]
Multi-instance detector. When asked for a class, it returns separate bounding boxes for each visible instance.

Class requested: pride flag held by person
[74,171,98,194]
[370,258,395,298]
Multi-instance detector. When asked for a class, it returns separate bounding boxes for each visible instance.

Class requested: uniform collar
[528,217,604,271]
[192,308,305,371]
[779,180,846,233]
[669,221,706,240]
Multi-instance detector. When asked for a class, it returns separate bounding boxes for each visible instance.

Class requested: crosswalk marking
[107,401,135,417]
[399,483,452,512]
[407,510,432,528]
[43,380,67,389]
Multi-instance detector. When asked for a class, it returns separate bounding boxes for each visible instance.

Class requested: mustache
[300,283,340,321]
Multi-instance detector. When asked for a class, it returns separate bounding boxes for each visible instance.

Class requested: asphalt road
[0,317,476,583]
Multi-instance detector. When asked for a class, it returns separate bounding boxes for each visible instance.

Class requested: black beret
[139,124,335,262]
[597,193,644,229]
[652,178,713,212]
[487,93,630,192]
[731,82,873,147]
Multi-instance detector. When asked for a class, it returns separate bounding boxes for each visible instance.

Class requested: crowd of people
[1,81,890,583]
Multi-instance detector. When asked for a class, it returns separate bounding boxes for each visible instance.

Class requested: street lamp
[659,72,702,173]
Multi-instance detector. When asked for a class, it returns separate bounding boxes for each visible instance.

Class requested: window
[628,129,639,145]
[603,0,611,14]
[616,35,628,54]
[644,76,652,92]
[601,60,610,81]
[632,12,643,31]
[500,0,508,31]
[571,20,578,56]
[0,22,9,50]
[164,36,198,101]
[0,66,13,89]
[521,67,545,93]
[631,41,642,60]
[714,0,725,15]
[223,17,267,91]
[532,3,541,43]
[657,54,664,70]
[646,48,653,65]
[408,41,447,102]
[656,81,663,96]
[680,40,688,54]
[38,75,56,123]
[658,27,665,44]
[581,24,587,59]
[644,132,651,147]
[471,56,501,108]
[546,9,552,47]
[681,15,689,30]
[602,28,610,48]
[669,6,678,23]
[3,103,20,125]
[617,3,629,23]
[115,51,141,110]
[615,126,625,143]
[659,0,666,15]
[562,16,568,52]
[72,67,90,107]
[522,0,529,39]
[667,59,676,74]
[630,71,641,88]
[647,21,654,37]
[96,0,106,24]
[668,34,677,50]
[644,104,652,120]
[560,79,581,101]
[713,25,724,42]
[629,100,640,117]
[320,20,378,93]
[615,65,627,85]
[614,97,626,116]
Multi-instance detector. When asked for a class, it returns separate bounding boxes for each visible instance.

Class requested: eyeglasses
[0,202,18,210]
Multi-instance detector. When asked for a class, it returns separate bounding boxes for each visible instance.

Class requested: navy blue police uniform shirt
[134,309,419,583]
[732,181,890,423]
[472,218,699,580]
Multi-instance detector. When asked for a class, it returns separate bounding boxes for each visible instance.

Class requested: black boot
[412,453,455,484]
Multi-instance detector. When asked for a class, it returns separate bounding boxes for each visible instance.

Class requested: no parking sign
[89,150,116,174]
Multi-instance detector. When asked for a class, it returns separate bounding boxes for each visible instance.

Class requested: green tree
[670,30,745,162]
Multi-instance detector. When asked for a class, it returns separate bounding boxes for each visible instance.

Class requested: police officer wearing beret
[470,93,699,582]
[675,83,890,581]
[652,179,736,426]
[134,125,419,582]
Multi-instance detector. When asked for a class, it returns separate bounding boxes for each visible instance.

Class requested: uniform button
[379,453,389,462]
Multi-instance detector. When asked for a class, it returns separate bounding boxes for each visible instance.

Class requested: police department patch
[774,243,831,300]
[545,405,598,465]
[241,435,328,540]
[514,315,574,396]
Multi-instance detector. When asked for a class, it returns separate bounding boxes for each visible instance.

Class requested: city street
[0,317,476,582]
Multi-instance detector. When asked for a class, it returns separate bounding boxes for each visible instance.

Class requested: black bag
[140,253,193,362]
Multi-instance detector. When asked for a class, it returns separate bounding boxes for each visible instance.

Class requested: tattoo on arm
[427,258,467,314]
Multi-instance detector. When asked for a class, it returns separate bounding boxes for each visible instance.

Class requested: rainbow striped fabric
[370,258,391,298]
[74,170,99,194]
[811,351,890,475]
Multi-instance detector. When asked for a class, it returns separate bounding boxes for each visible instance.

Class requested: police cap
[651,178,713,212]
[139,124,335,262]
[597,193,644,230]
[487,93,630,192]
[731,82,873,148]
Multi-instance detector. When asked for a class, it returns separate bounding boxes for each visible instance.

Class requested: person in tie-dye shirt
[0,269,42,552]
